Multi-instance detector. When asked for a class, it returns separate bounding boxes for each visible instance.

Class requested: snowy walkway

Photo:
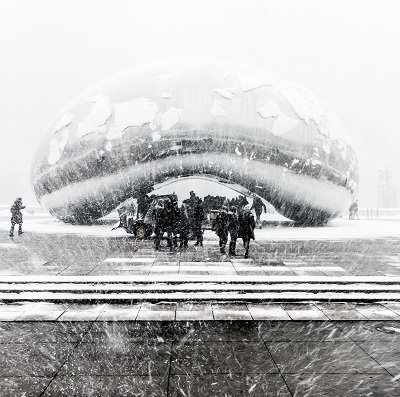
[1,320,400,396]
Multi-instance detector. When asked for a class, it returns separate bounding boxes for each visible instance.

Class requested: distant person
[178,202,190,249]
[238,195,249,211]
[250,196,267,224]
[215,205,229,254]
[193,197,205,247]
[238,204,256,258]
[137,195,152,218]
[10,197,26,237]
[153,198,166,251]
[169,195,180,249]
[228,206,239,256]
[163,197,177,251]
[349,199,359,220]
[185,191,205,247]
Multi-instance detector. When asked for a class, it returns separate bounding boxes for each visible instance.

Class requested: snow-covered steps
[2,282,400,294]
[1,276,400,302]
[0,291,400,302]
[2,275,400,284]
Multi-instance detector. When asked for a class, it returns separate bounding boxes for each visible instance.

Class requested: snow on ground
[0,212,400,240]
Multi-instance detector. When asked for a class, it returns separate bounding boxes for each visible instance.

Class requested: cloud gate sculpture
[31,58,358,225]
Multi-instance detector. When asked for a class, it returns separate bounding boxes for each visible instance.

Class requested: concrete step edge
[1,276,400,284]
[1,292,400,302]
[2,284,400,293]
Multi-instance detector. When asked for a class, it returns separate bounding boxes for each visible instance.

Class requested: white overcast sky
[1,0,399,207]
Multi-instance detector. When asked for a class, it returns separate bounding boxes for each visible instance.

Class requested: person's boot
[9,225,14,238]
[220,244,226,254]
[18,227,23,235]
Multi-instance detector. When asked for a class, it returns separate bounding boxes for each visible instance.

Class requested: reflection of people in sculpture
[349,199,359,220]
[238,204,256,258]
[250,196,267,224]
[10,197,26,237]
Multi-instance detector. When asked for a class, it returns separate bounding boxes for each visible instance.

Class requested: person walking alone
[238,204,256,258]
[10,197,26,237]
[349,199,359,220]
[250,196,267,224]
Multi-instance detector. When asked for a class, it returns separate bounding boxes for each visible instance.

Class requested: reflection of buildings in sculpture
[31,58,358,225]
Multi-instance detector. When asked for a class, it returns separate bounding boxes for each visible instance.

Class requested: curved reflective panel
[31,58,358,224]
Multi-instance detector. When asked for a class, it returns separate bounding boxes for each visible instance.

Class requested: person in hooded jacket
[10,197,26,237]
[238,204,256,258]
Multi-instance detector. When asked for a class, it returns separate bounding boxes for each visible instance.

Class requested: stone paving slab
[1,321,400,396]
[1,302,400,321]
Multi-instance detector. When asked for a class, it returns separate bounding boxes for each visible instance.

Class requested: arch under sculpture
[31,58,358,225]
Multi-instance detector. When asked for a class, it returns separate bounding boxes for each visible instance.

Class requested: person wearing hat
[215,205,229,254]
[9,197,26,237]
[238,204,256,258]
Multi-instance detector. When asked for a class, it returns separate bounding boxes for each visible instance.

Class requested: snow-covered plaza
[1,219,400,396]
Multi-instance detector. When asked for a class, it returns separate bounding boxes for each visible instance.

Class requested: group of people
[214,204,256,258]
[149,190,258,257]
[150,191,205,251]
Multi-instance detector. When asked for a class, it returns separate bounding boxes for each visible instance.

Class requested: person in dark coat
[238,195,249,212]
[169,195,180,249]
[163,197,177,251]
[228,206,239,256]
[178,202,190,249]
[193,198,205,246]
[185,191,205,247]
[349,199,359,220]
[153,198,166,251]
[10,197,26,237]
[238,204,256,258]
[250,196,267,224]
[215,205,229,254]
[137,194,152,218]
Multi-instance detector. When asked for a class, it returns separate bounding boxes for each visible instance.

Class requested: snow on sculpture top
[41,57,354,167]
[32,57,358,225]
